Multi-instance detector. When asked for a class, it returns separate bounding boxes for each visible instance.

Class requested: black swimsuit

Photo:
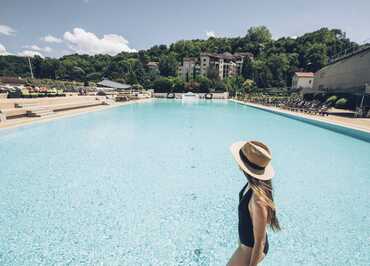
[238,183,269,254]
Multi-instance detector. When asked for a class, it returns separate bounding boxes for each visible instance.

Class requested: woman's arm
[249,195,268,266]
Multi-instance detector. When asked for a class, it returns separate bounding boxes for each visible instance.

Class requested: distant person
[227,141,281,266]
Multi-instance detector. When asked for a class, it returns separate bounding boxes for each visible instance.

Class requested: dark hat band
[239,149,266,171]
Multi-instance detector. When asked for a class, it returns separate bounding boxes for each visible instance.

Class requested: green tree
[159,53,178,77]
[153,77,173,93]
[304,43,328,72]
[241,56,254,79]
[195,76,211,93]
[243,79,256,93]
[246,26,272,44]
[213,81,226,92]
[206,65,220,81]
[171,77,185,93]
[225,76,245,96]
[267,54,289,87]
[70,66,86,81]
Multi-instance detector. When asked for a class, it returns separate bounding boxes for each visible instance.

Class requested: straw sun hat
[230,140,275,180]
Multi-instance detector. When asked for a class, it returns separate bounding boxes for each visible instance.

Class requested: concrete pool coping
[231,99,370,143]
[0,98,153,132]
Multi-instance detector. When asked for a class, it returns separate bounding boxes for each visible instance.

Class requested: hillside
[0,26,358,89]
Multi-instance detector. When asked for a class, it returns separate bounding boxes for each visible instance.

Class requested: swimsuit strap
[239,183,249,202]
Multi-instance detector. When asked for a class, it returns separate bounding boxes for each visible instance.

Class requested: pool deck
[231,99,370,134]
[0,98,153,131]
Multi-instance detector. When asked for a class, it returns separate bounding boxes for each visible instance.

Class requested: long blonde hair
[244,171,281,232]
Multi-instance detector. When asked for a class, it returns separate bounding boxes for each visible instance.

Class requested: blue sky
[0,0,369,58]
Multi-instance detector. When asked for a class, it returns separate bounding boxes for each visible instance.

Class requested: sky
[0,0,369,58]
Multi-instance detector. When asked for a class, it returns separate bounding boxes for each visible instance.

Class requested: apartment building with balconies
[179,52,253,81]
[177,57,201,81]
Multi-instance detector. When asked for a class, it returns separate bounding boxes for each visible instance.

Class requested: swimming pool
[0,99,369,265]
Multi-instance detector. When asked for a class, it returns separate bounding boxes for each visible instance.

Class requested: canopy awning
[97,79,132,90]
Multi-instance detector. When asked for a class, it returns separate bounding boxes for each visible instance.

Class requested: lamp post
[27,57,34,79]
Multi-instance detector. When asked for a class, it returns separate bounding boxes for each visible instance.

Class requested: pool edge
[231,99,370,143]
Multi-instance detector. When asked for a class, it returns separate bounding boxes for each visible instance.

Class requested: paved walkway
[232,100,370,134]
[0,99,152,130]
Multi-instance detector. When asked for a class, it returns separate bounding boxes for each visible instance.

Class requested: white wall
[292,76,313,89]
[153,92,229,99]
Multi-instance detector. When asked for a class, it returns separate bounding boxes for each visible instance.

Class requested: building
[147,62,159,71]
[178,52,253,81]
[308,45,370,115]
[291,72,314,91]
[200,52,253,80]
[177,57,200,80]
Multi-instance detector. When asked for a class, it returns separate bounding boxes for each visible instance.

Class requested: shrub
[213,81,226,92]
[132,84,144,90]
[172,78,185,93]
[153,77,172,93]
[335,98,348,109]
[195,76,211,93]
[325,95,337,104]
[185,80,200,92]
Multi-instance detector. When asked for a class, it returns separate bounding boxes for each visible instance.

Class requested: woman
[227,140,280,266]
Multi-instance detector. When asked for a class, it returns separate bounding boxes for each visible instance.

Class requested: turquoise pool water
[0,99,369,265]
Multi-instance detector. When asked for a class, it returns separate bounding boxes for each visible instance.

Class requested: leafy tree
[246,26,272,44]
[241,56,254,79]
[225,76,245,96]
[185,80,200,92]
[267,54,289,87]
[171,77,185,93]
[86,72,102,82]
[70,66,86,81]
[126,70,138,84]
[304,43,328,72]
[159,53,178,77]
[195,76,211,93]
[252,60,273,88]
[243,79,256,93]
[153,77,172,93]
[213,81,226,92]
[206,65,220,81]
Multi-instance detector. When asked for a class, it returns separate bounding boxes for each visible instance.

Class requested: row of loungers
[0,99,105,121]
[244,98,331,116]
[280,99,331,116]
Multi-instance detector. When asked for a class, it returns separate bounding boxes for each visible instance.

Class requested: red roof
[295,72,314,78]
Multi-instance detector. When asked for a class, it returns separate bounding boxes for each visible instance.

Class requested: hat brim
[230,141,275,181]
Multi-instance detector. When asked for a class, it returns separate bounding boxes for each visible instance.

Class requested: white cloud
[0,43,11,55]
[83,0,89,3]
[0,24,16,36]
[18,50,44,58]
[23,45,52,53]
[44,46,52,52]
[206,31,216,38]
[63,27,136,55]
[41,35,62,43]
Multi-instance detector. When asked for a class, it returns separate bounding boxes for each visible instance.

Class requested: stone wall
[313,48,370,94]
